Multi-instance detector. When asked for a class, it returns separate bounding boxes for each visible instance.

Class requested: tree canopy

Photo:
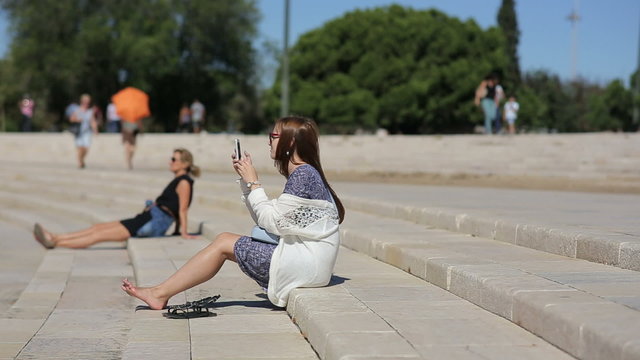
[265,5,507,134]
[0,0,260,132]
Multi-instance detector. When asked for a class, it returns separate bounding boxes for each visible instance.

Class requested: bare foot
[121,278,168,310]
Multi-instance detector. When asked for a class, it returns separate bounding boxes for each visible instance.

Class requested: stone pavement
[0,162,638,359]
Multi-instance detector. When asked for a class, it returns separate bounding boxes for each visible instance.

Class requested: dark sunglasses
[269,132,280,145]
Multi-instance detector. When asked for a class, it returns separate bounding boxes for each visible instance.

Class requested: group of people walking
[33,116,345,309]
[475,74,519,135]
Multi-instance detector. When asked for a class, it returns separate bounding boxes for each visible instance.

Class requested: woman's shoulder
[173,174,194,186]
[288,164,320,183]
[284,164,329,201]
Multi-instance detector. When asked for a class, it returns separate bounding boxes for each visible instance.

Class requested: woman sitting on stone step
[33,148,200,248]
[121,116,345,309]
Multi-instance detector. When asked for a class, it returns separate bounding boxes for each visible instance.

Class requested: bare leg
[124,143,135,170]
[122,232,240,309]
[78,146,90,168]
[54,221,130,248]
[50,221,120,242]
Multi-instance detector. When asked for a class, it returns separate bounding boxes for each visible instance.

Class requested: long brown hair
[273,116,345,223]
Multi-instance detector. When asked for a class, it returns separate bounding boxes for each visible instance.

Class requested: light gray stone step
[339,193,640,272]
[185,209,571,359]
[0,222,45,317]
[287,247,572,360]
[0,250,75,359]
[340,210,640,360]
[125,236,318,360]
[13,246,134,359]
[0,190,120,226]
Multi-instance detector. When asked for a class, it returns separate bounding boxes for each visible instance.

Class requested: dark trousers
[20,115,32,132]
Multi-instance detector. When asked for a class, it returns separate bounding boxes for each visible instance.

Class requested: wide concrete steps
[0,204,134,359]
[1,165,637,359]
[340,210,640,360]
[10,164,638,274]
[125,217,318,360]
[120,211,572,359]
[337,186,640,272]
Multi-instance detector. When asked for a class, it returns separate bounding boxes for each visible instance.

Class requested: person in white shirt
[504,96,519,134]
[106,102,121,133]
[190,99,205,133]
[122,116,345,309]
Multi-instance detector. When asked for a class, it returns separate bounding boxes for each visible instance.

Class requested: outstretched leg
[36,221,130,249]
[122,232,240,309]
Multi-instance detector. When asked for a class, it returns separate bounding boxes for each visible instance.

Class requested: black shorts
[120,211,151,236]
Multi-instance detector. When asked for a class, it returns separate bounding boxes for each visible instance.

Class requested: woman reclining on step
[121,116,345,308]
[33,148,200,248]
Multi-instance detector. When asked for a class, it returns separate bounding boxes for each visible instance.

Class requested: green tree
[266,6,507,134]
[586,79,633,131]
[0,0,260,132]
[497,0,521,91]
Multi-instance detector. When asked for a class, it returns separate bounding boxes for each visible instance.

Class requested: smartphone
[234,138,242,160]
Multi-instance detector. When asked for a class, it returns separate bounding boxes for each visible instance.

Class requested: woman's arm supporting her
[176,179,197,239]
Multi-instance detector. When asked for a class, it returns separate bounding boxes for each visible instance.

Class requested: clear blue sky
[0,1,638,87]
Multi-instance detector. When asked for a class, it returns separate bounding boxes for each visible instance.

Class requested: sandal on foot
[164,295,220,319]
[33,223,55,249]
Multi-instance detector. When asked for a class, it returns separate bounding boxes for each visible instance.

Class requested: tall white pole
[567,0,580,81]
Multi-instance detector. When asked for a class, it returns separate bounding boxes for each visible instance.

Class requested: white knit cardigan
[242,184,340,307]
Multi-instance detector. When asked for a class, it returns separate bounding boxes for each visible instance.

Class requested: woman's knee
[211,232,239,258]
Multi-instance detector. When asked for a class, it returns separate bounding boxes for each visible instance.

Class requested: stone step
[339,210,640,360]
[11,246,134,359]
[337,190,640,272]
[0,249,76,360]
[192,210,572,359]
[0,190,118,226]
[125,236,318,359]
[0,222,45,316]
[11,164,638,274]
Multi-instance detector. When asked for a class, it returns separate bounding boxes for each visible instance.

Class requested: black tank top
[156,174,193,235]
[155,175,194,234]
[485,84,496,99]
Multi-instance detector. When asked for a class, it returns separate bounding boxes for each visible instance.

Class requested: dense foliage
[265,5,507,134]
[0,2,636,133]
[0,0,261,132]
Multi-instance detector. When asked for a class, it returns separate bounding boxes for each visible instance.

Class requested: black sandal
[164,295,220,319]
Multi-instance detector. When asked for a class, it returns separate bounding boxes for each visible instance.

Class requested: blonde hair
[174,148,201,177]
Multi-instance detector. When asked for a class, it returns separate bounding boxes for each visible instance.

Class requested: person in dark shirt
[33,148,200,249]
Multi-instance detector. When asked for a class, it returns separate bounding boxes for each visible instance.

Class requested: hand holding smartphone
[234,138,242,160]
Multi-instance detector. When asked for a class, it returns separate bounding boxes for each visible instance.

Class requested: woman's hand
[181,231,198,240]
[232,151,259,183]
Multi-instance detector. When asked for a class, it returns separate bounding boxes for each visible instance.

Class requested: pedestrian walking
[106,102,121,133]
[190,99,205,133]
[19,94,35,132]
[474,74,502,134]
[178,104,191,133]
[70,94,98,169]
